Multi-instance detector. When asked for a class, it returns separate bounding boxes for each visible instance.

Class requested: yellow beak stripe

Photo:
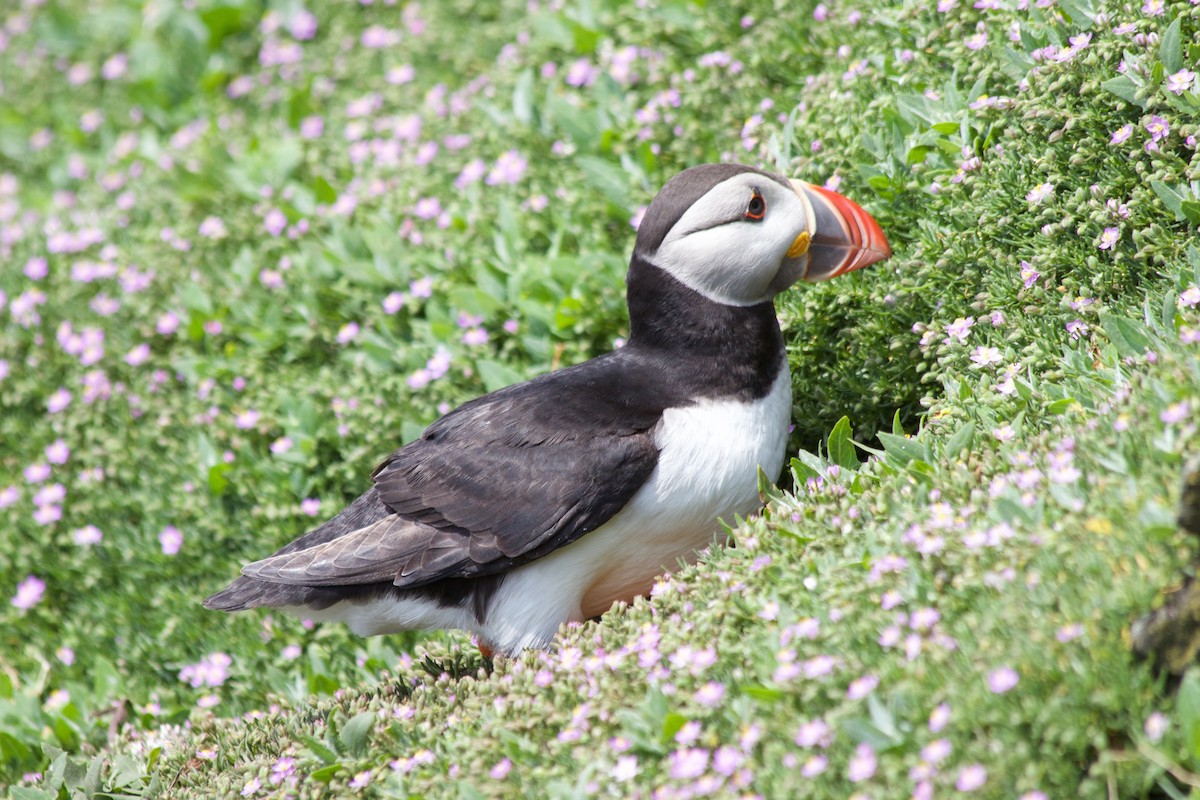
[787,231,811,259]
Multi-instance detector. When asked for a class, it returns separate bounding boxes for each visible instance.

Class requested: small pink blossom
[159,525,183,555]
[1167,69,1196,95]
[45,440,69,464]
[1098,227,1120,250]
[987,666,1019,693]
[11,575,46,610]
[1145,711,1169,742]
[73,525,103,545]
[1161,401,1191,425]
[1025,182,1053,205]
[847,743,877,782]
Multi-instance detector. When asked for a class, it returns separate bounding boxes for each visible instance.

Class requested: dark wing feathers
[228,352,663,593]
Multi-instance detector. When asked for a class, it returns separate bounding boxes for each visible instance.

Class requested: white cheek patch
[654,226,787,306]
[649,180,808,307]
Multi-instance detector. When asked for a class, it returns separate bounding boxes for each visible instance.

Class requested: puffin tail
[203,575,305,612]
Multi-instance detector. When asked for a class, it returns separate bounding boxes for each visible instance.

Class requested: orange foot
[477,641,496,660]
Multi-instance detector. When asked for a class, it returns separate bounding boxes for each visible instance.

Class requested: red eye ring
[745,191,766,221]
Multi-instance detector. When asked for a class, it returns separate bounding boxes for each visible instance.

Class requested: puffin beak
[787,180,891,282]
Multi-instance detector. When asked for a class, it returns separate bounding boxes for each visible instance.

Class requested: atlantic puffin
[205,163,891,656]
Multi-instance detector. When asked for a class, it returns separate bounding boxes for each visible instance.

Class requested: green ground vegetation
[1,0,1199,797]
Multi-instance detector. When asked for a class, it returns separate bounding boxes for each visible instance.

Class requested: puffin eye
[745,191,766,221]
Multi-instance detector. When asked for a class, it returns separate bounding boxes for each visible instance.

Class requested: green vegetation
[1,0,1198,796]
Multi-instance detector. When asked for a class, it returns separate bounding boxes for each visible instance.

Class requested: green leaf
[999,46,1033,81]
[1101,75,1142,107]
[1180,201,1200,226]
[312,176,337,205]
[793,449,826,476]
[943,422,975,460]
[340,711,377,757]
[1159,15,1183,74]
[660,712,688,744]
[741,685,784,702]
[575,155,631,208]
[828,416,859,470]
[1045,398,1076,415]
[790,456,819,484]
[512,68,535,125]
[877,432,928,467]
[299,733,339,765]
[1100,313,1152,357]
[475,359,524,393]
[310,764,343,782]
[1178,668,1200,762]
[1152,180,1191,220]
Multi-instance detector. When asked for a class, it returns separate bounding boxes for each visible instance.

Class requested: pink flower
[802,755,827,776]
[1110,124,1133,145]
[847,674,879,699]
[1145,116,1169,142]
[956,764,987,791]
[1098,227,1120,250]
[1025,183,1053,204]
[668,748,708,780]
[1161,401,1191,425]
[921,738,952,764]
[159,525,183,555]
[847,743,876,782]
[485,150,528,186]
[11,575,46,609]
[943,316,975,343]
[180,652,232,688]
[488,759,512,780]
[410,277,434,298]
[235,410,260,429]
[794,718,830,748]
[1145,711,1169,742]
[336,322,359,344]
[987,666,1019,693]
[73,525,103,545]
[45,439,69,464]
[929,703,951,732]
[288,9,317,40]
[612,756,638,781]
[965,32,988,50]
[462,328,489,346]
[301,498,321,516]
[565,58,598,87]
[264,209,287,236]
[1167,69,1196,95]
[694,682,725,707]
[454,158,487,188]
[125,344,151,366]
[383,292,406,314]
[47,388,72,414]
[299,115,324,138]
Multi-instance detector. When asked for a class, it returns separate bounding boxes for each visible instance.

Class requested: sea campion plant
[0,0,1198,796]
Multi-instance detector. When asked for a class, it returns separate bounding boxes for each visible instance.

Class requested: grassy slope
[1,0,1199,797]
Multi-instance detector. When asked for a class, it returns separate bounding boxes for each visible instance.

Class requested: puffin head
[633,163,891,306]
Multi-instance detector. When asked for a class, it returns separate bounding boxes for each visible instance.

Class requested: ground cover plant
[1,0,1199,796]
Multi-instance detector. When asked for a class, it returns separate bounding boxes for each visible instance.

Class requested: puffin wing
[240,360,662,589]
